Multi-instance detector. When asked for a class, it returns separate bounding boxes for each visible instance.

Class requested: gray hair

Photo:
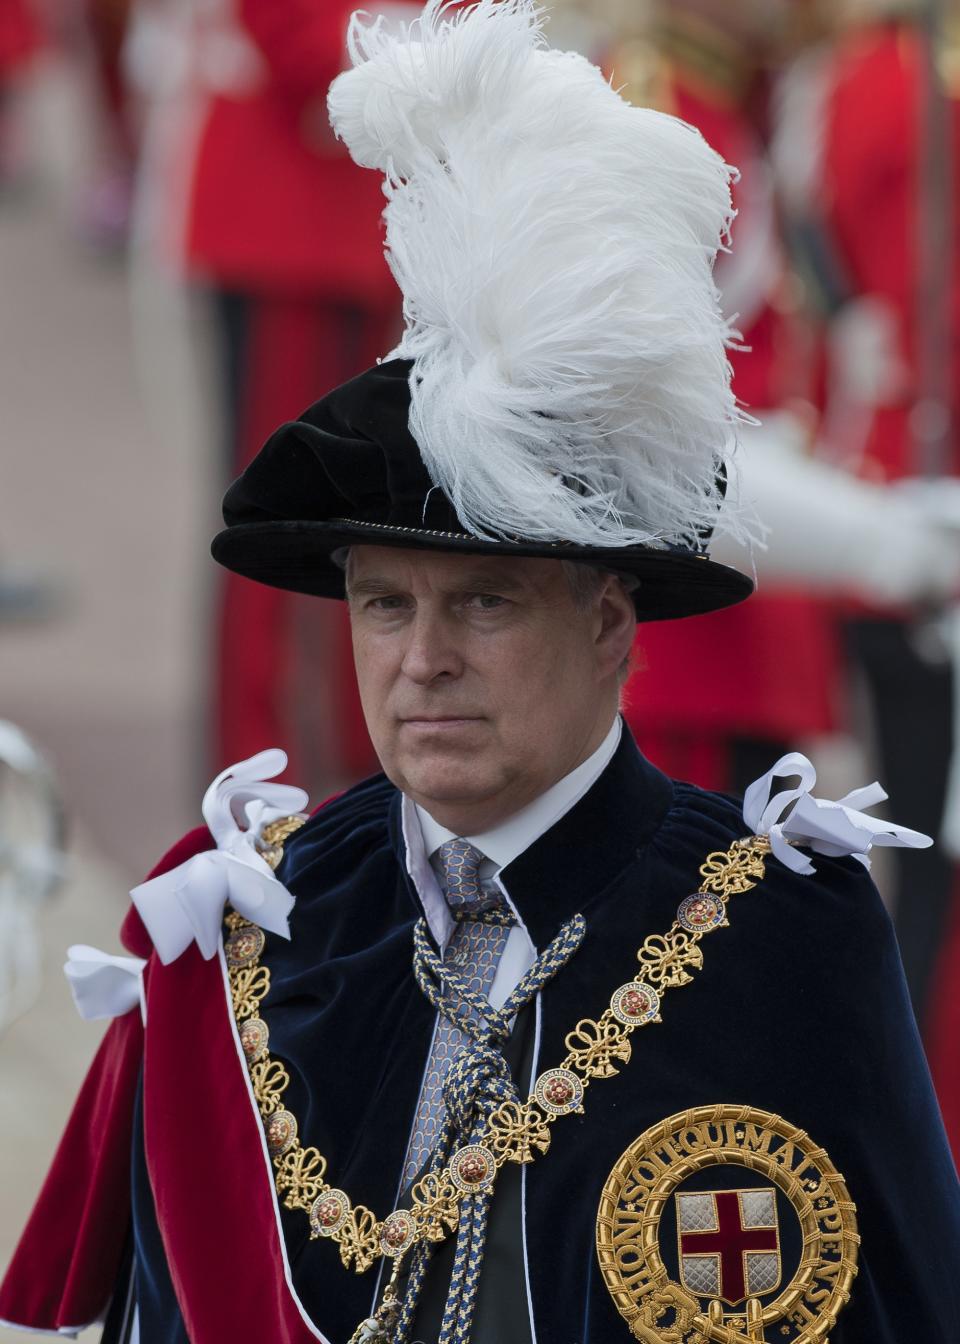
[560,561,637,684]
[561,560,639,611]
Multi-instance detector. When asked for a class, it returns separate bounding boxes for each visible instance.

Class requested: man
[2,3,958,1342]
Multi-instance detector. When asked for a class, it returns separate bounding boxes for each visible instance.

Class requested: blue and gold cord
[395,912,585,1343]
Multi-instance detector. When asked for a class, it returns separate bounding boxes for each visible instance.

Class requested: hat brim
[211,518,753,621]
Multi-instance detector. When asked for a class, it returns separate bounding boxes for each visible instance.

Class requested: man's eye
[369,595,407,611]
[466,593,507,610]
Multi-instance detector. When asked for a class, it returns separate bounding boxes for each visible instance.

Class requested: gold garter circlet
[597,1104,859,1344]
[227,822,778,1278]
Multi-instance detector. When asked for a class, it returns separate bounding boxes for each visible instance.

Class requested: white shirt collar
[402,716,622,944]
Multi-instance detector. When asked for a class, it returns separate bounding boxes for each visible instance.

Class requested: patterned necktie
[403,838,516,1185]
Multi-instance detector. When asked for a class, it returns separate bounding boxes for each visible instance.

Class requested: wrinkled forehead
[342,544,570,595]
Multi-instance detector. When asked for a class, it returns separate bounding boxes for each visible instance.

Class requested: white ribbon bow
[64,945,148,1022]
[743,751,932,875]
[130,749,308,965]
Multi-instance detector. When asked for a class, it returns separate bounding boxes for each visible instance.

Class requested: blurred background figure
[792,0,960,1155]
[0,5,62,630]
[774,0,960,1035]
[0,0,44,192]
[0,722,65,1038]
[127,0,412,789]
[74,0,139,252]
[602,0,844,806]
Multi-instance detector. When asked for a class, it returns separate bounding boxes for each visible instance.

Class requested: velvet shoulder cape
[2,738,959,1342]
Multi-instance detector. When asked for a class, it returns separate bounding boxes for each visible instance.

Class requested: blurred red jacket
[149,0,412,300]
[822,20,960,483]
[625,71,839,772]
[0,0,43,76]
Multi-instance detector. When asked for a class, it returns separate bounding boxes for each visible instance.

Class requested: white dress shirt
[401,715,621,1010]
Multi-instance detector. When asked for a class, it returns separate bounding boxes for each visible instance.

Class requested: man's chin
[391,755,505,813]
[397,717,487,741]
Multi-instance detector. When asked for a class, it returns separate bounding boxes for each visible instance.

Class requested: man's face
[346,546,634,833]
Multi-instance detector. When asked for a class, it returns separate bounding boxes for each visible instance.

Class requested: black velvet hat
[211,359,753,622]
[212,0,760,624]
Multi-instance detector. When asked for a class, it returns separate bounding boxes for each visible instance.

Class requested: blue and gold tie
[397,846,585,1344]
[403,838,516,1184]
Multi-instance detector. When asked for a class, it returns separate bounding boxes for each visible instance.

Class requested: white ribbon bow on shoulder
[743,751,932,875]
[130,749,308,965]
[64,945,148,1022]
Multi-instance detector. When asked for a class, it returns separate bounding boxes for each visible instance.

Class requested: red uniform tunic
[0,0,42,78]
[819,20,960,1157]
[179,0,400,299]
[822,22,960,484]
[148,0,407,782]
[624,69,839,792]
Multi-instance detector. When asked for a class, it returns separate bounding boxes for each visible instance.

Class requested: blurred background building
[3,2,959,1334]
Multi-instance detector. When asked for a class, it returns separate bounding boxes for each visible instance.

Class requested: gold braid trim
[226,822,771,1275]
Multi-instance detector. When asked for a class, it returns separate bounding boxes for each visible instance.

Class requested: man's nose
[399,607,463,684]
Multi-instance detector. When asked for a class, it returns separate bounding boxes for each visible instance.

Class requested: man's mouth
[400,716,483,726]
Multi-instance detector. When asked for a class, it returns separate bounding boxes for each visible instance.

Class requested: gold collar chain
[225,823,770,1284]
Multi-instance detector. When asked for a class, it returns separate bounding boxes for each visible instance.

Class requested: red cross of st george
[680,1191,778,1304]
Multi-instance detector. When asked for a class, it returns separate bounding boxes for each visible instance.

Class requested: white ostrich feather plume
[328,0,749,550]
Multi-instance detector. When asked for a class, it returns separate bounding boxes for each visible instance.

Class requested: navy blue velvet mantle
[132,729,960,1342]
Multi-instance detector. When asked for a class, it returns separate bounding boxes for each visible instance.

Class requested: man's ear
[596,577,636,679]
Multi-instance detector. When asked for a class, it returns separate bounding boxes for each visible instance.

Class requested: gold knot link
[486,1100,552,1165]
[338,1205,380,1274]
[409,1170,460,1243]
[699,836,770,897]
[636,930,703,989]
[250,1058,290,1113]
[231,964,271,1021]
[564,1014,632,1079]
[274,1145,328,1212]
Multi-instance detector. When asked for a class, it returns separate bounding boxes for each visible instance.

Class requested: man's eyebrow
[345,571,530,597]
[344,576,403,598]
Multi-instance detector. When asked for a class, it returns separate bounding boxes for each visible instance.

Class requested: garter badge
[596,1105,859,1344]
